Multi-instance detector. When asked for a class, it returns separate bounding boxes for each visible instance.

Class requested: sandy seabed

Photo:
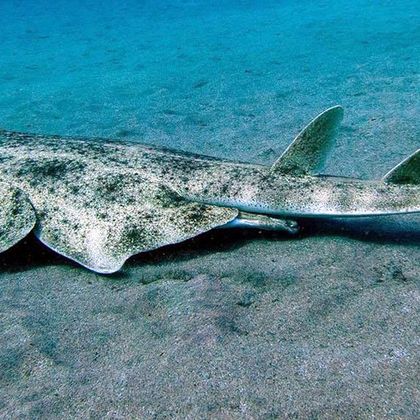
[1,216,419,418]
[0,0,419,418]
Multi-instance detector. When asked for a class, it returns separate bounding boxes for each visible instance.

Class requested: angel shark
[0,106,419,273]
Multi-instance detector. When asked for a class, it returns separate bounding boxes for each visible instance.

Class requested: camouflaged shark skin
[0,133,239,273]
[0,106,418,273]
[0,182,36,253]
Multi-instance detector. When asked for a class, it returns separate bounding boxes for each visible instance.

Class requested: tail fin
[383,149,419,185]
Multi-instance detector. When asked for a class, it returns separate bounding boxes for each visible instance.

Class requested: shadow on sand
[0,214,418,275]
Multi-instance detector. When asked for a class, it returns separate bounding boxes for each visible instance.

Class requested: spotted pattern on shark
[0,106,418,273]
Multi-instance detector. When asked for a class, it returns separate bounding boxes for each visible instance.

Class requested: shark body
[0,106,418,273]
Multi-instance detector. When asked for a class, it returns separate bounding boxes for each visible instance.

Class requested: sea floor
[0,0,419,418]
[1,218,419,418]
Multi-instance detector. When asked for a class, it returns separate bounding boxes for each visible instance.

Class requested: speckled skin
[0,130,242,273]
[0,182,35,252]
[0,124,418,273]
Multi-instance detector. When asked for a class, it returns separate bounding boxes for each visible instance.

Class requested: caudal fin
[383,149,420,185]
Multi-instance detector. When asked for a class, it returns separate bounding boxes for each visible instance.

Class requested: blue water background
[0,0,418,178]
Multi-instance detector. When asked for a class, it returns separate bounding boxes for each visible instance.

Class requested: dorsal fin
[383,149,419,185]
[271,106,344,175]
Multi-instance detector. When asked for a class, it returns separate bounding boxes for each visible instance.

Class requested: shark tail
[383,149,419,185]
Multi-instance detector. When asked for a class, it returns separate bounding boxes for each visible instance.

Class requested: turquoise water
[1,3,419,417]
[0,0,419,178]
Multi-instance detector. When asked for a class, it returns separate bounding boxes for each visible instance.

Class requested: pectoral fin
[0,182,36,253]
[34,172,238,273]
[271,106,344,175]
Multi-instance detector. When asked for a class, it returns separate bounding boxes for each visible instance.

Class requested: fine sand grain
[0,216,419,418]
